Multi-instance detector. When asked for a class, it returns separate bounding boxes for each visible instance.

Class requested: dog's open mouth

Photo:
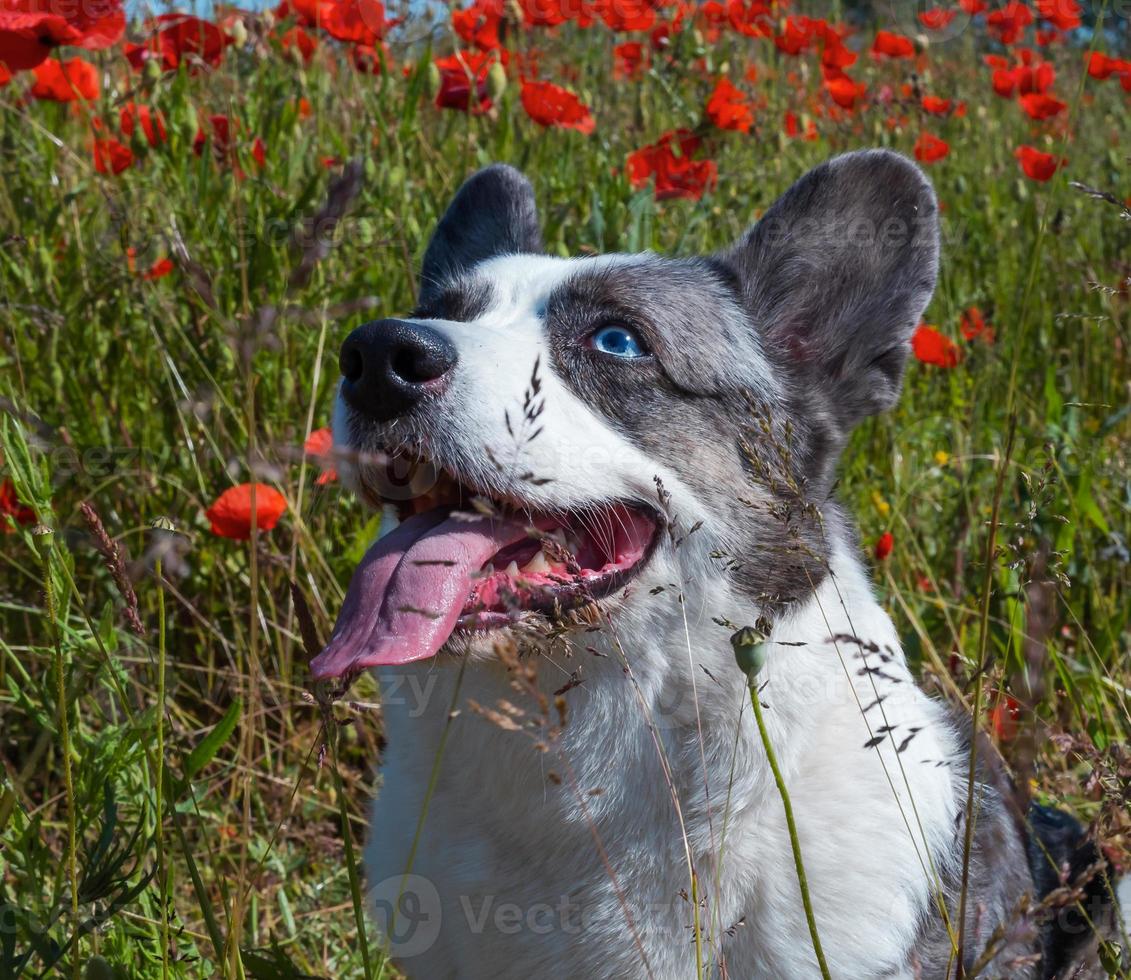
[309,466,660,680]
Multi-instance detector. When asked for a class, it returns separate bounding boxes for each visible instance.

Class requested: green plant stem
[155,555,171,980]
[746,673,831,980]
[40,534,80,980]
[327,725,375,980]
[954,418,1016,979]
[954,420,1017,977]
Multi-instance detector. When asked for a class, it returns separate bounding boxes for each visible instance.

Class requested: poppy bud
[128,121,150,158]
[486,61,507,103]
[426,61,442,99]
[83,957,116,980]
[731,627,768,678]
[143,57,162,84]
[1098,941,1123,976]
[170,99,199,146]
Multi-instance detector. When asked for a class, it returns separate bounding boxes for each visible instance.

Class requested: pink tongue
[309,509,533,679]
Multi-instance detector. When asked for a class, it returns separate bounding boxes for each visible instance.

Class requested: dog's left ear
[419,164,543,306]
[720,149,939,428]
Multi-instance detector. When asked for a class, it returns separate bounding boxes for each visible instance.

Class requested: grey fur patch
[910,711,1123,979]
[418,164,543,307]
[412,274,494,323]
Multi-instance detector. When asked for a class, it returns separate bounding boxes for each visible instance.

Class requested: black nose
[339,319,458,422]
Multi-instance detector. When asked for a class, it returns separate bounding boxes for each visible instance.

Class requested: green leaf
[183,697,242,781]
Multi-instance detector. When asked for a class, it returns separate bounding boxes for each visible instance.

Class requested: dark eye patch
[543,266,660,352]
[412,276,495,322]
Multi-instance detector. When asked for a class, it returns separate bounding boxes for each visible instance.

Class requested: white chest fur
[364,546,961,980]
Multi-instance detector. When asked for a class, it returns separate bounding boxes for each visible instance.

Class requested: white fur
[347,255,963,978]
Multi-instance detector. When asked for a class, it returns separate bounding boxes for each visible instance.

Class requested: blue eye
[589,325,648,359]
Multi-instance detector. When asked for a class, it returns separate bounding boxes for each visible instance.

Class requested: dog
[311,151,1126,978]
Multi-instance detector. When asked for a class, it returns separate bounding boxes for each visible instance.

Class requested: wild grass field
[0,0,1129,976]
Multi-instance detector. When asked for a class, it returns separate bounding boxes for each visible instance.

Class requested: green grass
[1,7,1129,977]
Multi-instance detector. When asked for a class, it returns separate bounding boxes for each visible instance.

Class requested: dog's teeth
[549,529,568,547]
[505,560,520,576]
[523,549,551,574]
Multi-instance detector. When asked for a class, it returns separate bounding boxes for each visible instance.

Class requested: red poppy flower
[0,62,9,84]
[1014,144,1064,181]
[320,0,396,46]
[351,42,389,73]
[521,0,577,29]
[823,69,866,110]
[872,29,914,58]
[912,324,962,368]
[304,427,338,484]
[433,50,497,113]
[1018,91,1065,118]
[205,483,287,539]
[120,102,167,146]
[193,113,235,156]
[278,25,316,62]
[125,14,228,73]
[92,137,134,175]
[0,478,35,531]
[991,56,1055,98]
[705,77,753,133]
[918,7,958,29]
[783,110,817,140]
[913,132,949,163]
[0,0,123,71]
[874,532,894,561]
[776,16,837,56]
[626,129,717,202]
[726,0,773,38]
[597,0,654,31]
[649,18,675,49]
[991,67,1020,97]
[986,1,1032,44]
[1034,0,1080,30]
[69,0,127,49]
[820,30,856,70]
[520,79,594,134]
[0,9,82,72]
[142,257,174,280]
[959,307,994,343]
[1085,52,1130,81]
[613,41,646,79]
[452,0,501,50]
[988,694,1020,742]
[251,135,266,168]
[30,56,97,100]
[959,0,987,10]
[773,16,813,56]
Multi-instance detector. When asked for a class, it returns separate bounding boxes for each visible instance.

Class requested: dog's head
[310,150,938,682]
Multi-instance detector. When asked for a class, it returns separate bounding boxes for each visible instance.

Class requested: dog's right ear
[720,150,938,431]
[418,164,543,306]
